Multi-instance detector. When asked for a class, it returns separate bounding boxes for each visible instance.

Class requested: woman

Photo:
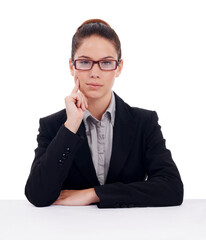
[25,19,183,208]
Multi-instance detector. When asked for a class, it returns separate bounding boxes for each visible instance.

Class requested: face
[69,35,123,100]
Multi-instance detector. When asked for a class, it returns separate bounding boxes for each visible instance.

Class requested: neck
[87,91,112,121]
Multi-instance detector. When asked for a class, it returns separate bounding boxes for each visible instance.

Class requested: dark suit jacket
[25,91,183,208]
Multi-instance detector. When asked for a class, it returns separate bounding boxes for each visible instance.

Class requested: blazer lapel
[105,91,136,184]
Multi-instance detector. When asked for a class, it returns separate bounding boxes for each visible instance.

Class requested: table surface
[0,199,206,240]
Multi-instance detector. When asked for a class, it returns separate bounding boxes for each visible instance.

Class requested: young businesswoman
[25,19,184,208]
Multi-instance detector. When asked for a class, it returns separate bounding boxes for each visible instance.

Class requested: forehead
[75,35,117,59]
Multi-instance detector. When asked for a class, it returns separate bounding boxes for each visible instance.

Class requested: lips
[87,83,103,86]
[86,83,103,90]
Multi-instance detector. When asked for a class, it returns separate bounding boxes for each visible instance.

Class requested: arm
[25,118,85,207]
[94,111,184,208]
[52,188,100,206]
[25,78,91,207]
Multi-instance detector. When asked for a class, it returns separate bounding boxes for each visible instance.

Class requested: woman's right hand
[64,78,88,133]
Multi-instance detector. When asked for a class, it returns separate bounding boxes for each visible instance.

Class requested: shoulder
[40,108,66,123]
[130,106,156,117]
[114,91,158,122]
[39,108,67,135]
[130,106,158,122]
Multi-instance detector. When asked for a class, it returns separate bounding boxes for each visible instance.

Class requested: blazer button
[62,153,67,159]
[66,147,70,153]
[58,159,64,166]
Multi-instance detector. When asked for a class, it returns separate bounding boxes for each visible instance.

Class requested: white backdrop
[0,0,205,199]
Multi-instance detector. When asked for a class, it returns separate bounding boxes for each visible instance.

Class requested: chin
[86,91,102,99]
[85,90,107,100]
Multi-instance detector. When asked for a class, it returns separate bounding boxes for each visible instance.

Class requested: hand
[52,188,100,206]
[64,78,88,133]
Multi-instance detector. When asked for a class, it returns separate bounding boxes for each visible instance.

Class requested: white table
[0,199,205,240]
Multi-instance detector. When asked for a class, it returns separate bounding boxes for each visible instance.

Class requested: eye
[79,60,91,65]
[101,61,113,65]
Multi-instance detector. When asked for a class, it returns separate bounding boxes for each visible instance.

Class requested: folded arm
[25,119,85,207]
[94,111,184,208]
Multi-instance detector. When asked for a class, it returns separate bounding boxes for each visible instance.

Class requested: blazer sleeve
[94,111,184,208]
[24,118,84,207]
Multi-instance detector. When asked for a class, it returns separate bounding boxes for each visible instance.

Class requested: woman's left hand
[52,188,100,206]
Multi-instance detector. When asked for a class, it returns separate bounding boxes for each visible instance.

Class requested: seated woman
[25,19,184,208]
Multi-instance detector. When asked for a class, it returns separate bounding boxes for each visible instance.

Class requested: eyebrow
[77,55,115,59]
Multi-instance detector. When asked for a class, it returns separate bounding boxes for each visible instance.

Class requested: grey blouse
[83,91,116,185]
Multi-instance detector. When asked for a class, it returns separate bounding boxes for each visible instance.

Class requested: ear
[69,58,74,76]
[115,59,123,78]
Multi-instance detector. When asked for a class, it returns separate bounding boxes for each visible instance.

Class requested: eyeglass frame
[71,59,122,71]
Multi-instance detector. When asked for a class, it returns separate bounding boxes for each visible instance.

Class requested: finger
[79,94,85,111]
[76,94,84,109]
[53,200,62,205]
[71,78,80,94]
[81,99,86,111]
[83,95,88,108]
[75,92,84,111]
[76,94,81,108]
[80,94,88,109]
[80,93,87,111]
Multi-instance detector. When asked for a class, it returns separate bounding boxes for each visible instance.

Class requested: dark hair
[71,19,121,61]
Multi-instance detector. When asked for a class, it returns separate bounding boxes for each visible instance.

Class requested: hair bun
[77,19,111,30]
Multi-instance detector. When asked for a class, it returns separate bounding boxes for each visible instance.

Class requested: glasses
[72,59,121,71]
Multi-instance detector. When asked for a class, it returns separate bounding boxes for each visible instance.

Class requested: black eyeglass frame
[71,59,122,71]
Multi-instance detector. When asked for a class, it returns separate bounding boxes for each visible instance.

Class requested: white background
[0,0,205,199]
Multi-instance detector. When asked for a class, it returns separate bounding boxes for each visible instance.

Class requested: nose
[89,62,100,78]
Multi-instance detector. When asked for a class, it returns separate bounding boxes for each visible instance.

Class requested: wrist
[88,188,100,203]
[64,121,79,134]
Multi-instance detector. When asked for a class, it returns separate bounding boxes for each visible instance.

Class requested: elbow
[24,185,56,208]
[25,193,55,208]
[170,179,184,206]
[29,198,52,208]
[176,180,184,205]
[29,201,51,208]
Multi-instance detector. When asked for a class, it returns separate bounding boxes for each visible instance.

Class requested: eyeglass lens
[75,60,117,70]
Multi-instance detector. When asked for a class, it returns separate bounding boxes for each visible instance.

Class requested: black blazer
[25,91,183,208]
